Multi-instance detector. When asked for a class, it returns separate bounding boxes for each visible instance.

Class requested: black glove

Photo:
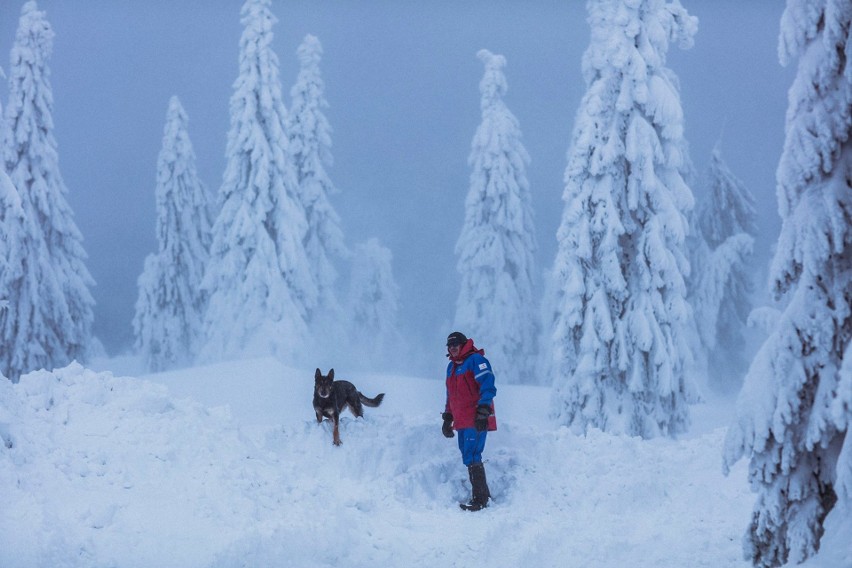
[441,412,454,438]
[474,404,491,432]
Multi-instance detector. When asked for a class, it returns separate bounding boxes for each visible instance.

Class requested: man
[441,331,497,511]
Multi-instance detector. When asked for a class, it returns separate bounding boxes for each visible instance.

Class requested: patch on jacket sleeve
[479,363,488,371]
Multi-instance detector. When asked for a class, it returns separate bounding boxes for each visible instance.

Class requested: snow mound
[0,361,775,567]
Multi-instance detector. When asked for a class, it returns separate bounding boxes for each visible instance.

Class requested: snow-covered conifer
[724,2,852,566]
[454,49,538,384]
[699,145,758,249]
[2,1,95,372]
[133,97,212,371]
[692,145,756,389]
[682,206,710,383]
[546,0,698,438]
[286,35,346,330]
[347,238,403,362]
[0,170,30,380]
[201,0,315,362]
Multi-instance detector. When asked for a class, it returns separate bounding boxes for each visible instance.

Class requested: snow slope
[0,358,847,567]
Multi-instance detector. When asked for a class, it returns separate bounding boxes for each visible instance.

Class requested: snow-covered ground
[0,358,848,567]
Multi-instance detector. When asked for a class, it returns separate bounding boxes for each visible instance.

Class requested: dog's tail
[360,392,385,407]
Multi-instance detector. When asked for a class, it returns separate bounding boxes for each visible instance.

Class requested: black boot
[460,462,490,511]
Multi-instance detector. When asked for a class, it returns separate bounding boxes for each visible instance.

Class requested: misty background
[0,0,792,368]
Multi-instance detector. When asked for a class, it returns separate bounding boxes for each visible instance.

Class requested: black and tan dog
[313,368,385,446]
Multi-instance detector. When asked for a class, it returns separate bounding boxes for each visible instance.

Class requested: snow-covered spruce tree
[0,170,30,380]
[693,144,756,390]
[682,205,710,383]
[286,35,346,332]
[347,238,403,363]
[699,145,758,251]
[133,96,212,372]
[454,49,538,385]
[2,1,95,372]
[201,0,315,362]
[546,0,698,438]
[723,2,852,566]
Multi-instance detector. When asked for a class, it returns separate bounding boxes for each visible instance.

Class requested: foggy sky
[0,1,792,361]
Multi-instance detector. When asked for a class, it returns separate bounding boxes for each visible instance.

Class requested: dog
[313,368,385,446]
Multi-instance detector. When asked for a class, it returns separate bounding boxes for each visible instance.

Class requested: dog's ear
[315,368,321,380]
[328,368,334,380]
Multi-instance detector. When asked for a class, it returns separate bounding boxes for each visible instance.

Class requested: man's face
[447,342,463,357]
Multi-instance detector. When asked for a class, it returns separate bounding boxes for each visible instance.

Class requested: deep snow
[0,358,848,567]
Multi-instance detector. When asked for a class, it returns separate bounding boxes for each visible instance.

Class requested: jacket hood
[448,338,485,364]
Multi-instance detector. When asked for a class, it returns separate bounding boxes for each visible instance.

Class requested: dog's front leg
[332,416,342,446]
[315,410,323,423]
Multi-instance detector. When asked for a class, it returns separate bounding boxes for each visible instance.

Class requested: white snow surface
[0,357,848,568]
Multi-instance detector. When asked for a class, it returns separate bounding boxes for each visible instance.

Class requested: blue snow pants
[457,428,487,466]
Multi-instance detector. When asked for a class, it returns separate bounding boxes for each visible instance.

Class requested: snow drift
[0,358,810,567]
